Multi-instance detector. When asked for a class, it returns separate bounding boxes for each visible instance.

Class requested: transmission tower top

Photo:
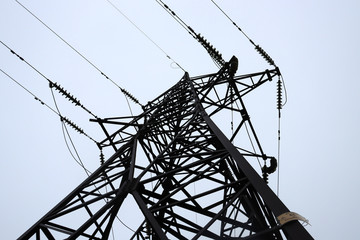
[18,56,312,240]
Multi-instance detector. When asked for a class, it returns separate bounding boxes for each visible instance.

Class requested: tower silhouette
[18,57,313,239]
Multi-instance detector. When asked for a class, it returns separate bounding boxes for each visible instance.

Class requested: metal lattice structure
[18,57,313,239]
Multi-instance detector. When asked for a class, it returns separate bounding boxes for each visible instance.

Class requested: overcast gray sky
[1,0,360,239]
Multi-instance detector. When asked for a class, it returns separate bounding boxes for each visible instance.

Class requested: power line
[104,0,186,73]
[0,67,97,143]
[15,0,142,112]
[0,68,57,115]
[0,40,98,118]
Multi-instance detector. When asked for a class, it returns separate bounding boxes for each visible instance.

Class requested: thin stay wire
[105,0,186,72]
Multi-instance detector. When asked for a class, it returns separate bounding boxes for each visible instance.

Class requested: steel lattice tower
[18,57,313,239]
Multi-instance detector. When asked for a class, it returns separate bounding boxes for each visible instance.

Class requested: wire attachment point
[61,116,85,135]
[255,45,275,66]
[50,82,81,106]
[121,88,143,107]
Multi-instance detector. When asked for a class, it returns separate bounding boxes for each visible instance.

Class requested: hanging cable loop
[99,148,105,165]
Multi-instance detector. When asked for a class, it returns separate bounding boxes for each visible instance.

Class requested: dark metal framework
[18,58,313,239]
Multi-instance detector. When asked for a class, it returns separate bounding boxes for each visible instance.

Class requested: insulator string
[50,87,93,176]
[155,0,225,68]
[120,87,143,107]
[49,81,98,118]
[277,75,282,118]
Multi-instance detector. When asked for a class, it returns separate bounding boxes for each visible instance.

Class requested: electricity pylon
[18,57,313,239]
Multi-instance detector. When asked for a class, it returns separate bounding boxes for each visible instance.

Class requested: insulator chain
[262,171,269,184]
[49,82,81,106]
[49,81,98,118]
[197,34,225,67]
[262,157,278,184]
[99,148,105,165]
[60,116,85,135]
[277,76,282,111]
[255,45,275,66]
[121,88,143,107]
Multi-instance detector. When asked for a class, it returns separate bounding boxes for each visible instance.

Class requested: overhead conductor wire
[14,2,140,231]
[105,0,186,72]
[15,0,142,116]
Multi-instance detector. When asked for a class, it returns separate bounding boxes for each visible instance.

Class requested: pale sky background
[1,0,360,239]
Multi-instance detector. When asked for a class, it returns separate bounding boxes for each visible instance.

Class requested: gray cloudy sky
[1,0,360,239]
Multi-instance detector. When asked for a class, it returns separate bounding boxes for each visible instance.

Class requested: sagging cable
[197,33,225,68]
